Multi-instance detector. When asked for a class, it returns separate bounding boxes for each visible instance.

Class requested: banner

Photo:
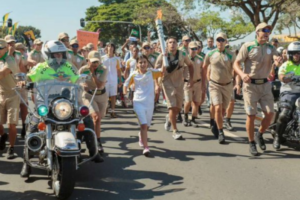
[12,22,18,36]
[24,30,36,40]
[130,29,139,38]
[7,27,12,35]
[77,30,99,49]
[2,13,9,29]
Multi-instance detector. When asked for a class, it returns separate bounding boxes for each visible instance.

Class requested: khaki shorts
[209,81,233,109]
[82,92,108,117]
[162,81,184,109]
[0,95,20,125]
[184,81,202,103]
[243,82,274,115]
[20,89,28,104]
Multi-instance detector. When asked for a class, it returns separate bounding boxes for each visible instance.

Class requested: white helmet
[277,47,284,54]
[287,41,300,61]
[41,40,67,61]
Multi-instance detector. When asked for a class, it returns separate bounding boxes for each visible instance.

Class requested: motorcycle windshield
[33,79,81,108]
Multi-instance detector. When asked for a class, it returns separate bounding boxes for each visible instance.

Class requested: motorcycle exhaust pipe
[26,134,44,152]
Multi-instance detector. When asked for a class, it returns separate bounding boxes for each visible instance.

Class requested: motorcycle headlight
[295,98,300,108]
[52,99,73,120]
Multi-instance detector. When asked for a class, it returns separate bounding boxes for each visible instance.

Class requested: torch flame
[156,9,162,20]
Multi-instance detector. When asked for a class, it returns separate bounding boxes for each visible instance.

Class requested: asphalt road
[1,101,300,200]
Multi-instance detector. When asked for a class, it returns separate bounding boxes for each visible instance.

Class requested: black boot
[20,162,31,178]
[198,106,202,115]
[21,124,26,139]
[177,113,183,123]
[273,123,286,150]
[183,114,190,126]
[190,116,199,127]
[211,120,219,138]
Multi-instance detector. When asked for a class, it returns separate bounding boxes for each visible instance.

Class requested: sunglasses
[72,44,79,48]
[217,38,226,43]
[260,28,271,33]
[190,47,198,51]
[61,38,69,42]
[184,39,191,42]
[143,46,151,50]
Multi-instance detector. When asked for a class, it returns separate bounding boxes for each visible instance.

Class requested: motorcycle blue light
[37,105,49,117]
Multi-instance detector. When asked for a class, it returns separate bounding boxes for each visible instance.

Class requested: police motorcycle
[267,42,300,150]
[13,41,99,200]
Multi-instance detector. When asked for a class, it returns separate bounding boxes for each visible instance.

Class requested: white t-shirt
[102,55,120,85]
[124,69,162,105]
[126,58,137,75]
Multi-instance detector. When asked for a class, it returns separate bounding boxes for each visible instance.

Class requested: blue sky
[0,0,100,41]
[0,0,293,46]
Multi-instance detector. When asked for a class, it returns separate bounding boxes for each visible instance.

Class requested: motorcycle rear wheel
[52,155,76,200]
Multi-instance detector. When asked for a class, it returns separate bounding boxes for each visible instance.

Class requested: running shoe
[172,130,183,140]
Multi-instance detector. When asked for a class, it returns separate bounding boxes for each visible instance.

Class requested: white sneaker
[138,132,144,148]
[172,130,183,140]
[164,114,171,131]
[143,148,150,156]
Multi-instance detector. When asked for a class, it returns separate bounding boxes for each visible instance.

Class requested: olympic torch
[155,9,169,67]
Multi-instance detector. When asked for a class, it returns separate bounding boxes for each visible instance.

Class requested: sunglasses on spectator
[143,46,151,50]
[217,38,226,43]
[190,47,198,51]
[71,44,79,48]
[61,38,69,42]
[184,39,191,42]
[260,28,271,33]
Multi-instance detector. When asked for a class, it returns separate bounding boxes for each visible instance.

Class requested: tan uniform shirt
[78,64,108,90]
[155,50,192,87]
[236,40,278,79]
[0,53,19,97]
[147,54,157,68]
[187,55,203,81]
[28,50,44,64]
[74,53,86,70]
[204,49,236,83]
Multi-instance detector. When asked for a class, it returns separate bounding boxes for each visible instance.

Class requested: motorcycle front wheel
[52,155,76,200]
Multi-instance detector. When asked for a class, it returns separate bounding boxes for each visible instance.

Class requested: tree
[275,1,300,40]
[170,0,299,28]
[84,0,189,44]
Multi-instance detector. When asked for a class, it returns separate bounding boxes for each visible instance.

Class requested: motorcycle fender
[54,132,78,151]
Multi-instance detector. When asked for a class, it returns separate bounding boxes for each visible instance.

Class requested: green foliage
[84,0,187,45]
[187,11,253,41]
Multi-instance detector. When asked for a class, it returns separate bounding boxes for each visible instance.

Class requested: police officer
[0,39,20,159]
[274,41,300,149]
[203,33,236,144]
[70,39,86,70]
[28,38,44,67]
[20,40,103,178]
[183,41,205,126]
[234,22,280,155]
[79,51,108,154]
[155,36,194,140]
